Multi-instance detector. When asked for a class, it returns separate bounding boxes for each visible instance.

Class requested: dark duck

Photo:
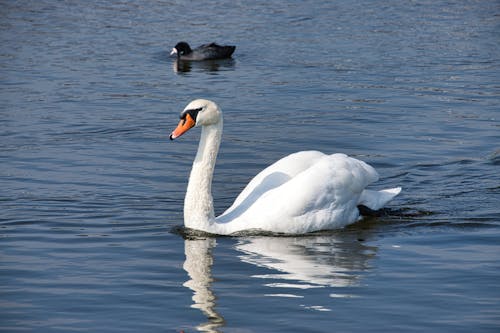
[170,42,236,61]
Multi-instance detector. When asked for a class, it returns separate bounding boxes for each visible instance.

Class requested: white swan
[169,99,401,235]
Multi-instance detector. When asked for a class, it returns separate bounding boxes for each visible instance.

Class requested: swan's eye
[180,107,204,123]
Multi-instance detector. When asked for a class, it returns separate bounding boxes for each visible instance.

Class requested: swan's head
[169,99,222,140]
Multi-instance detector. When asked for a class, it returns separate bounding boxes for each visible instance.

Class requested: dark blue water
[1,1,499,332]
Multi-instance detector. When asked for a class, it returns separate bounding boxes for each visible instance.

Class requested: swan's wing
[233,154,380,233]
[220,151,326,217]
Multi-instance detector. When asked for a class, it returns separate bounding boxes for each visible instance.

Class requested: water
[1,0,499,332]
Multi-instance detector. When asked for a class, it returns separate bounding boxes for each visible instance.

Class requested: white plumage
[170,99,401,235]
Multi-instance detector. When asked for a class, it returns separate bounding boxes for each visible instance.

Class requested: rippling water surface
[1,1,499,332]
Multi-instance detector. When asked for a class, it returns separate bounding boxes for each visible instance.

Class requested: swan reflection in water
[182,232,376,332]
[236,235,376,290]
[172,58,235,74]
[182,238,224,332]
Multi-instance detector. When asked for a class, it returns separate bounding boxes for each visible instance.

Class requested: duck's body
[170,42,235,61]
[170,99,401,235]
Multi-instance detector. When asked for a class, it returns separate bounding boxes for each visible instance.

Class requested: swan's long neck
[184,118,223,231]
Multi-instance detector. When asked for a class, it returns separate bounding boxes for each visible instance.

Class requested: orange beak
[170,113,196,140]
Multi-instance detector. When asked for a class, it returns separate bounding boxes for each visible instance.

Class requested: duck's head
[170,42,192,57]
[169,99,221,140]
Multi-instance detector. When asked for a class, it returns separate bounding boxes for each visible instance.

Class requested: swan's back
[216,152,380,234]
[226,150,326,211]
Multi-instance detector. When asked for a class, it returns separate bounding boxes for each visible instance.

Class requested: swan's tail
[359,187,401,211]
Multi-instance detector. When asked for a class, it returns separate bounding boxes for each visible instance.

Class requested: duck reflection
[172,58,235,74]
[182,233,376,331]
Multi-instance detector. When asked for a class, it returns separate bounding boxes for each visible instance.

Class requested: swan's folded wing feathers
[340,155,379,195]
[223,151,325,214]
[241,154,377,232]
[217,153,384,233]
